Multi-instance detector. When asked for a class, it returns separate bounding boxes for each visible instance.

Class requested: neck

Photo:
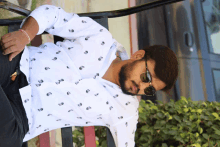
[102,58,126,87]
[102,58,142,102]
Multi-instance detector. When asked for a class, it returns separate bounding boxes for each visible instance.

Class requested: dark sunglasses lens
[144,86,155,96]
[140,73,150,82]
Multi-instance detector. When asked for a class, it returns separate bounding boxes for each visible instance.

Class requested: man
[0,4,178,147]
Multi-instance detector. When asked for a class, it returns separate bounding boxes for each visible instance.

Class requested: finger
[1,33,13,45]
[3,45,16,55]
[1,39,15,51]
[2,37,15,50]
[9,51,19,62]
[1,32,11,40]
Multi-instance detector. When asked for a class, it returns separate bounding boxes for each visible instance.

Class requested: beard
[118,61,139,96]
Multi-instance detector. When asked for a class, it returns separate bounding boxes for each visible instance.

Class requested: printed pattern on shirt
[19,5,139,147]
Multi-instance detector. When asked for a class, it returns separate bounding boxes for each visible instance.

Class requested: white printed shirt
[18,5,139,147]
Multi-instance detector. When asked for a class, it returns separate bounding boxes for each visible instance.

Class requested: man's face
[118,58,166,96]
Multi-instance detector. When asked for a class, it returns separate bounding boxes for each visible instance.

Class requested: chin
[122,88,136,96]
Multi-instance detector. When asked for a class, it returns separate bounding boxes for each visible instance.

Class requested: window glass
[202,0,220,54]
[213,69,220,101]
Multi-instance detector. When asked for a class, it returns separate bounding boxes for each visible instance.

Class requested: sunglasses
[139,61,156,96]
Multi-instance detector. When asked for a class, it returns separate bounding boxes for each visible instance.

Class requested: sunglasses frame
[140,61,156,96]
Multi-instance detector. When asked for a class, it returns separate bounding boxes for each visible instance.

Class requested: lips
[132,84,137,94]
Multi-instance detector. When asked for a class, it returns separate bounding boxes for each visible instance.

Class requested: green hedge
[72,96,220,147]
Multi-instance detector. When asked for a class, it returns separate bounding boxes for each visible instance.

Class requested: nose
[137,81,150,94]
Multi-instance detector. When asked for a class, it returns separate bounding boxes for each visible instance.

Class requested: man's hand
[0,30,29,61]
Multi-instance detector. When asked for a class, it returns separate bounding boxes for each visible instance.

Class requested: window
[202,0,220,54]
[213,69,220,101]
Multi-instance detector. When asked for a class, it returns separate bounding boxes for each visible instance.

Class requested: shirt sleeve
[109,115,138,147]
[20,4,111,39]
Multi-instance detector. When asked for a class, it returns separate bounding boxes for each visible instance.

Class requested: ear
[130,50,145,60]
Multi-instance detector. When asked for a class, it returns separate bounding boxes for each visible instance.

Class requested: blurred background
[1,0,220,146]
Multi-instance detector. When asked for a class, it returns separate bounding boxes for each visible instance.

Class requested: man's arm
[19,4,113,46]
[21,16,39,43]
[19,5,60,37]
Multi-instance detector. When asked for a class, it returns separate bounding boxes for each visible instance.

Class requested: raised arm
[21,16,39,43]
[20,5,112,41]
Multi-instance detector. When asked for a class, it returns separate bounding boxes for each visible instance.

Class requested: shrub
[72,96,220,147]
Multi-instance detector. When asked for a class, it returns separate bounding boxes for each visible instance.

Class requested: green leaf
[172,127,178,130]
[186,121,192,126]
[175,136,185,144]
[202,134,209,140]
[196,119,201,124]
[215,130,220,136]
[197,109,203,113]
[212,112,219,119]
[156,100,163,104]
[168,115,173,120]
[207,121,212,126]
[179,126,183,131]
[141,126,151,133]
[202,102,207,107]
[100,140,107,147]
[183,108,189,113]
[157,113,164,118]
[139,113,147,122]
[180,96,188,104]
[212,126,220,131]
[191,109,196,112]
[191,143,201,147]
[190,115,194,121]
[160,120,166,125]
[146,100,153,104]
[169,130,177,135]
[165,124,173,129]
[202,143,209,147]
[162,143,168,147]
[180,133,185,138]
[199,127,203,134]
[174,115,181,122]
[211,134,220,139]
[151,105,158,110]
[96,140,99,146]
[138,106,144,113]
[163,130,169,134]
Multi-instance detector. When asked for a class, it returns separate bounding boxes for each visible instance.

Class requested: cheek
[125,79,138,92]
[124,81,130,91]
[122,62,142,85]
[129,63,143,80]
[125,66,138,79]
[130,71,141,82]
